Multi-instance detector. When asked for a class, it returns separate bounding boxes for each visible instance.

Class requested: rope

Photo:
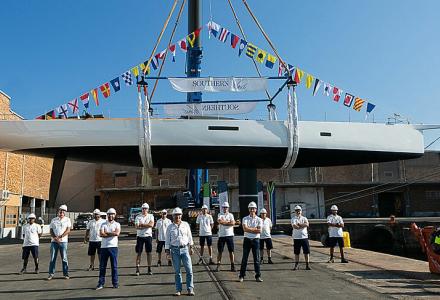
[281,84,299,169]
[142,0,179,75]
[226,0,271,101]
[241,0,291,76]
[150,0,187,102]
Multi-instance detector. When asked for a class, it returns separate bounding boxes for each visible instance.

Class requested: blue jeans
[170,246,194,292]
[49,242,68,276]
[98,247,118,286]
[239,238,261,278]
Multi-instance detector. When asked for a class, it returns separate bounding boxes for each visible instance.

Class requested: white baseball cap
[161,209,167,214]
[260,208,267,214]
[172,207,183,215]
[294,205,302,211]
[142,203,149,209]
[248,201,257,209]
[221,202,230,208]
[107,208,116,215]
[59,204,67,211]
[201,204,208,209]
[100,212,107,216]
[27,213,36,219]
[331,205,338,211]
[93,209,101,215]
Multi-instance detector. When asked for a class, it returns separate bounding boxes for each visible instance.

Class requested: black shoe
[260,258,264,264]
[268,258,273,264]
[305,265,311,270]
[147,267,153,275]
[87,265,93,271]
[231,264,236,272]
[157,261,161,267]
[19,268,26,275]
[215,264,220,272]
[168,261,172,266]
[293,264,298,271]
[35,268,39,274]
[209,259,215,265]
[196,258,203,265]
[135,267,140,276]
[113,284,119,289]
[341,259,349,263]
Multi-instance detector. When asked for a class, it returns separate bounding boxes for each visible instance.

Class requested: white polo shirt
[50,216,72,243]
[87,218,106,242]
[242,215,263,239]
[291,215,309,239]
[217,212,235,237]
[100,221,121,248]
[327,214,344,237]
[165,221,194,249]
[260,217,272,239]
[155,217,172,242]
[23,223,42,247]
[135,213,155,237]
[196,214,214,236]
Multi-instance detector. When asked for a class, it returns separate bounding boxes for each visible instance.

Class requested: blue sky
[1,0,440,147]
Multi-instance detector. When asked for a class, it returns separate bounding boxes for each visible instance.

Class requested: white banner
[163,102,257,116]
[169,77,268,93]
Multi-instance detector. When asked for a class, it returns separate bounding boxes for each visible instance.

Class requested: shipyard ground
[0,228,439,299]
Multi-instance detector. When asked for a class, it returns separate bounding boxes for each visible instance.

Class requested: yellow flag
[131,66,139,77]
[139,62,150,75]
[305,74,314,89]
[294,68,305,83]
[255,49,267,63]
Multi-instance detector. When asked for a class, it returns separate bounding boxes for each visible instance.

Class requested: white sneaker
[238,277,244,282]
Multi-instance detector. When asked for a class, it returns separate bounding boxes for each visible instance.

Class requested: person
[47,204,71,280]
[259,208,273,264]
[196,204,214,265]
[291,205,311,270]
[216,202,236,272]
[96,208,121,290]
[430,227,440,255]
[239,201,263,282]
[20,213,42,274]
[327,205,348,263]
[84,209,106,271]
[134,203,155,275]
[155,209,172,266]
[165,207,195,296]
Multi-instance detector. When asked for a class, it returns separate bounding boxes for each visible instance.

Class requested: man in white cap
[196,204,214,265]
[134,203,155,275]
[96,208,121,290]
[20,213,42,274]
[327,205,348,263]
[291,205,311,270]
[155,209,172,266]
[216,201,236,272]
[47,204,71,280]
[165,207,195,296]
[239,201,263,282]
[259,208,273,264]
[84,209,106,271]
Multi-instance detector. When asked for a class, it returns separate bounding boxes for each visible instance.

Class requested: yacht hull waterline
[0,119,425,168]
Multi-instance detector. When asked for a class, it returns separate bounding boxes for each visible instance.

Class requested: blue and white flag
[218,28,230,42]
[238,39,248,56]
[110,77,121,92]
[57,104,68,118]
[122,71,133,86]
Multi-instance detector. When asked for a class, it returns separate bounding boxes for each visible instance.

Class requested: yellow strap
[435,236,440,244]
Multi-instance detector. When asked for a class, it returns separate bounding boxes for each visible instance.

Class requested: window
[384,171,393,177]
[426,191,440,202]
[160,179,169,187]
[209,175,219,184]
[113,171,128,177]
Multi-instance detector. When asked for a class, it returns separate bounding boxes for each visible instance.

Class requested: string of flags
[36,28,203,119]
[207,21,377,115]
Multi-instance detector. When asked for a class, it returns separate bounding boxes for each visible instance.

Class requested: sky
[1,0,440,147]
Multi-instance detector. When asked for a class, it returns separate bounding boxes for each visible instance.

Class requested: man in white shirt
[134,203,155,275]
[259,208,273,264]
[216,202,236,272]
[155,209,172,266]
[85,209,106,271]
[47,204,71,280]
[291,205,311,270]
[327,205,348,263]
[196,204,214,265]
[239,201,263,283]
[165,207,195,296]
[96,208,121,290]
[20,213,42,274]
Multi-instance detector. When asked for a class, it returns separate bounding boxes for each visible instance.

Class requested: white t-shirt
[291,215,309,239]
[23,223,42,247]
[260,218,272,239]
[155,218,172,241]
[135,213,155,237]
[50,216,72,243]
[327,214,344,237]
[217,212,235,237]
[196,214,214,236]
[101,221,121,248]
[87,218,106,242]
[242,215,263,239]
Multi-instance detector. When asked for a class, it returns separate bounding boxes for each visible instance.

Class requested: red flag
[179,39,187,52]
[100,83,111,98]
[333,87,342,102]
